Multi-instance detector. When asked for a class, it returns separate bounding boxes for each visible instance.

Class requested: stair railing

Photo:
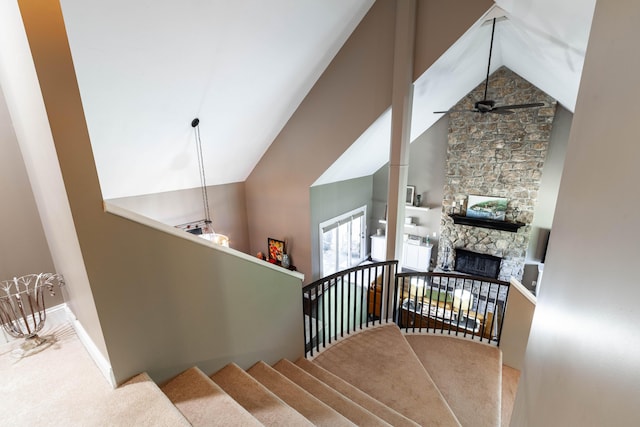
[394,271,510,344]
[302,261,398,357]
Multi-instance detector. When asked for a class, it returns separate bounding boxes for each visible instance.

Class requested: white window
[319,206,367,276]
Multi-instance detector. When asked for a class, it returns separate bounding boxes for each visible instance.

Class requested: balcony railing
[302,261,398,357]
[303,265,512,357]
[394,271,510,344]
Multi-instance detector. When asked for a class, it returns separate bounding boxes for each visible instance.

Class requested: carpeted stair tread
[0,323,190,426]
[296,358,420,427]
[501,365,520,427]
[161,366,261,426]
[248,361,354,427]
[406,334,502,427]
[110,372,192,426]
[312,324,460,426]
[273,359,390,426]
[211,362,313,426]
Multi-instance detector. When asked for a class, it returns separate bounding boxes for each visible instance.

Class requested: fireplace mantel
[449,214,525,232]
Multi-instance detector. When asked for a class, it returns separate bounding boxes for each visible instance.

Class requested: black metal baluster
[479,281,489,342]
[342,272,355,335]
[490,282,500,343]
[303,291,308,356]
[358,268,364,330]
[440,277,448,335]
[497,283,510,345]
[316,285,322,354]
[322,278,335,348]
[424,273,431,333]
[392,269,398,325]
[374,265,380,324]
[383,264,389,323]
[368,265,373,325]
[399,276,406,332]
[340,275,345,338]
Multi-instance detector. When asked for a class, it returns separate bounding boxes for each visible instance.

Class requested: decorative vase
[281,254,290,268]
[415,194,422,207]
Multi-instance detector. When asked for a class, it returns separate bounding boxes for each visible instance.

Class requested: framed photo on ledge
[406,186,415,206]
[267,238,285,264]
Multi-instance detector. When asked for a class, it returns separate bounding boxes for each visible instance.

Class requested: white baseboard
[63,305,117,388]
[0,303,69,344]
[0,303,115,387]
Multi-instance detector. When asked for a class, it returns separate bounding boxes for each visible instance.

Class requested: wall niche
[438,66,557,281]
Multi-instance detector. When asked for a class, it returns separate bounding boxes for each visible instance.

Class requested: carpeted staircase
[159,324,506,426]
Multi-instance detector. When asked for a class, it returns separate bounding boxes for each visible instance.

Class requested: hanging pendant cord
[192,118,211,224]
[483,17,496,101]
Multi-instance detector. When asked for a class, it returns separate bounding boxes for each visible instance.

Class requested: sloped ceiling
[60,0,374,199]
[60,0,595,198]
[315,0,596,186]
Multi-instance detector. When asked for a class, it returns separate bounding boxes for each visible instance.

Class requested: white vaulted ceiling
[315,1,596,186]
[59,0,595,197]
[60,0,374,199]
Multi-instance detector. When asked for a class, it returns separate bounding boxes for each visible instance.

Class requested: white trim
[318,205,368,276]
[104,201,304,281]
[509,277,537,305]
[64,305,117,388]
[0,303,69,345]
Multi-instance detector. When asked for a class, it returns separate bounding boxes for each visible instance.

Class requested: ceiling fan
[435,17,545,115]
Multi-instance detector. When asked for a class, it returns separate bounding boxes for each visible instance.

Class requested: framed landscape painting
[466,195,508,220]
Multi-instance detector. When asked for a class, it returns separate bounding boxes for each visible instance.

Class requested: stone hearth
[438,67,557,281]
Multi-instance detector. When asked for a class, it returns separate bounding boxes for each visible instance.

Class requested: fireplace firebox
[454,248,502,279]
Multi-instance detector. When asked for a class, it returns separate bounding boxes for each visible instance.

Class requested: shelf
[379,219,416,228]
[449,214,525,232]
[406,206,430,212]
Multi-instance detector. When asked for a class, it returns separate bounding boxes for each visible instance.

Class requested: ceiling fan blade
[434,109,478,114]
[493,102,545,111]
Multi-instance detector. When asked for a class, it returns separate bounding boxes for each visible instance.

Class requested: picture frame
[406,186,415,206]
[267,237,285,264]
[466,195,508,220]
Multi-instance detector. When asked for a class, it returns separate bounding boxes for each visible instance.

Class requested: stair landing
[312,324,461,426]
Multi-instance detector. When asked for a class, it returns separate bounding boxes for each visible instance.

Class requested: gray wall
[12,0,304,386]
[245,1,493,283]
[372,114,450,266]
[310,176,374,279]
[0,87,53,276]
[245,1,396,282]
[406,114,449,255]
[108,182,250,254]
[526,105,572,262]
[0,84,61,306]
[522,105,572,290]
[511,2,640,425]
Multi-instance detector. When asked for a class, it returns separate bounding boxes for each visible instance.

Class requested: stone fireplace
[454,248,502,279]
[438,67,557,281]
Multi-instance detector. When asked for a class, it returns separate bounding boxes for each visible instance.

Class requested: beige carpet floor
[0,322,188,427]
[212,362,314,426]
[2,320,520,427]
[312,324,460,427]
[501,364,520,427]
[405,334,502,427]
[295,357,419,427]
[274,359,391,426]
[161,366,261,426]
